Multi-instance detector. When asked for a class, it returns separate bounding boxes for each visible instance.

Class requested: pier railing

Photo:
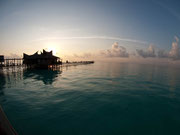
[0,58,23,67]
[0,58,94,68]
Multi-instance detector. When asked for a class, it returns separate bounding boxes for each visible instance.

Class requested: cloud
[136,36,180,60]
[67,36,180,62]
[63,52,95,61]
[169,36,180,59]
[100,42,129,57]
[157,49,169,58]
[37,36,180,63]
[73,53,93,59]
[136,44,156,58]
[32,36,148,45]
[64,42,129,61]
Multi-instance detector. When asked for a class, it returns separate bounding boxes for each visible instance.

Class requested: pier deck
[0,58,94,68]
[0,58,23,67]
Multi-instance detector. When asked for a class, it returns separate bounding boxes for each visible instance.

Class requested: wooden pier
[0,58,23,67]
[1,50,95,68]
[0,58,94,68]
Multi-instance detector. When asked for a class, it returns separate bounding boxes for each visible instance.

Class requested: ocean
[1,62,180,135]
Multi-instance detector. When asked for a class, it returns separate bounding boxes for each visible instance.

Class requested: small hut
[23,50,62,68]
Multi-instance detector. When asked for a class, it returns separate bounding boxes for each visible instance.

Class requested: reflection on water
[0,67,62,86]
[1,62,180,135]
[0,70,5,96]
[95,62,180,90]
[23,69,62,85]
[0,63,180,99]
[0,67,62,103]
[1,63,180,97]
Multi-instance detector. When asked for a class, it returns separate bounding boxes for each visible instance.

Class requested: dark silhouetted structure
[0,55,4,67]
[23,68,62,84]
[23,50,62,69]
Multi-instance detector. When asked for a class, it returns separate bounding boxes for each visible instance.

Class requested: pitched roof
[23,50,59,59]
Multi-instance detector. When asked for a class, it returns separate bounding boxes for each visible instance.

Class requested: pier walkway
[0,58,23,67]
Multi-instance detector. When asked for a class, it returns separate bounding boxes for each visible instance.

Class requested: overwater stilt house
[23,49,62,68]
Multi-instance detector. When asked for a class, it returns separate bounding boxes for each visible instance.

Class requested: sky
[0,0,180,61]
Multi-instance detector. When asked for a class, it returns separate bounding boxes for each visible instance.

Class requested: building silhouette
[23,49,62,68]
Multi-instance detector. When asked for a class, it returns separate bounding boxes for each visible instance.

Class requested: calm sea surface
[1,62,180,135]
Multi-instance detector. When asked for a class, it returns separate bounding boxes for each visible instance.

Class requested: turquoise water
[1,62,180,135]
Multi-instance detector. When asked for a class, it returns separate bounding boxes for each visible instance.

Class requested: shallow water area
[1,62,180,135]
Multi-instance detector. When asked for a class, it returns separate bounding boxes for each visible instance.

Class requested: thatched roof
[23,50,59,59]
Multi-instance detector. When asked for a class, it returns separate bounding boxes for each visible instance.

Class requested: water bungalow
[23,49,62,69]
